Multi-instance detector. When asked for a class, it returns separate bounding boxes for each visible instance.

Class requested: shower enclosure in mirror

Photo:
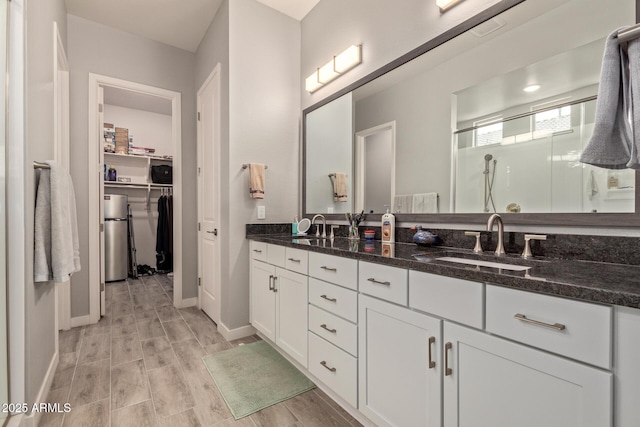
[303,0,640,225]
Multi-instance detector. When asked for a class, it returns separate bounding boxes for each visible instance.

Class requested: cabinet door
[275,268,308,368]
[359,294,442,427]
[250,260,276,341]
[443,322,612,427]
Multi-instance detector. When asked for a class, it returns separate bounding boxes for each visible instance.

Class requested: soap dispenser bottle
[381,205,395,243]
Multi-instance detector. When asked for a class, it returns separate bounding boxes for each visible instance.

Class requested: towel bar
[242,163,268,170]
[34,161,50,169]
[618,24,640,44]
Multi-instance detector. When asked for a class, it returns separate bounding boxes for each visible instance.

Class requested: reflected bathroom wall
[455,97,635,214]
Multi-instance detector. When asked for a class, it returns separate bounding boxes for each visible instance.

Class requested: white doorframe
[354,121,396,213]
[53,22,70,333]
[87,73,183,324]
[196,64,222,324]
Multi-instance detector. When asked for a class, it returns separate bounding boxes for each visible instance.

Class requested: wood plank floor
[39,275,363,427]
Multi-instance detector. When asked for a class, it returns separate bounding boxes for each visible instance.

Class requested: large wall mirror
[303,0,640,226]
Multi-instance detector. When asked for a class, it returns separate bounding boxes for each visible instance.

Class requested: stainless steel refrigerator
[104,194,128,282]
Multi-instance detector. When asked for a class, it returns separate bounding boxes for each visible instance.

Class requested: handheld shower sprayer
[483,154,497,213]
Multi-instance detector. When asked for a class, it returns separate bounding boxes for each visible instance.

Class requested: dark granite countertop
[247,233,640,309]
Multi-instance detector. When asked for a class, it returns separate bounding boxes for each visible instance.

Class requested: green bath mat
[202,341,315,419]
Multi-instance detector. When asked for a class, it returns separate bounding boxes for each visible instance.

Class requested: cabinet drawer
[409,271,484,329]
[309,332,357,408]
[267,244,285,268]
[359,261,408,306]
[285,247,309,275]
[309,252,358,290]
[486,285,612,369]
[250,241,267,262]
[309,278,358,323]
[309,305,357,356]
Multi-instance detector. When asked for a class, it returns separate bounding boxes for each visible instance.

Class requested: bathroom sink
[435,256,531,271]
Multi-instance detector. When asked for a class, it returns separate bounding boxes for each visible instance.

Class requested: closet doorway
[88,74,183,323]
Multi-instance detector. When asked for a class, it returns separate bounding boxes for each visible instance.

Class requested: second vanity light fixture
[305,44,362,93]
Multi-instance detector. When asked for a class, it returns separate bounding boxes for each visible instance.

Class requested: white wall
[67,14,198,316]
[196,0,300,331]
[24,0,68,405]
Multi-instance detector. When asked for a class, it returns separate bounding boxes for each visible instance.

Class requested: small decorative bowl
[411,225,440,246]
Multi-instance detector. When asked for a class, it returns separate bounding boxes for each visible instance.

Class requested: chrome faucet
[486,213,506,256]
[312,214,326,238]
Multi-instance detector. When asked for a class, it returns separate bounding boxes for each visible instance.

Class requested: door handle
[268,275,274,291]
[445,342,452,376]
[272,276,278,292]
[206,229,218,236]
[428,336,436,369]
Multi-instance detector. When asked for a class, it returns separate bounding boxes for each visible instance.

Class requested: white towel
[333,173,348,202]
[580,28,632,169]
[249,163,265,199]
[393,194,413,213]
[412,193,438,213]
[34,161,81,283]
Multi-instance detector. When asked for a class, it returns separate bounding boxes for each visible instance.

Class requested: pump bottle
[381,205,395,243]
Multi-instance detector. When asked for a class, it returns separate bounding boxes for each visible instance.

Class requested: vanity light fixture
[523,84,541,93]
[437,0,464,12]
[305,44,362,93]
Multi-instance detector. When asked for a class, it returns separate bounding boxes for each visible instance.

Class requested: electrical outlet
[328,207,334,214]
[257,205,266,220]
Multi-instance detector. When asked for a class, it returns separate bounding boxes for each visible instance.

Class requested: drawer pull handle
[445,342,452,376]
[514,313,566,331]
[288,258,301,263]
[428,336,436,369]
[268,275,274,291]
[321,266,337,272]
[272,276,278,293]
[253,249,263,253]
[320,294,337,302]
[320,324,337,333]
[320,361,337,372]
[367,278,391,286]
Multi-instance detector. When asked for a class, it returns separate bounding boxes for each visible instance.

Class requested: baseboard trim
[23,351,58,427]
[70,314,92,328]
[4,413,25,427]
[217,322,256,341]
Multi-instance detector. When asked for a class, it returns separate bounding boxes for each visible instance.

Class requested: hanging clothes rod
[242,163,268,170]
[33,161,50,170]
[618,24,640,44]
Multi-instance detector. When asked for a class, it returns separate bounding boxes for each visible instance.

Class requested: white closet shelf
[104,152,172,162]
[104,181,172,209]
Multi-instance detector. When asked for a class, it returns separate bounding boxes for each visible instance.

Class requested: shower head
[484,154,493,161]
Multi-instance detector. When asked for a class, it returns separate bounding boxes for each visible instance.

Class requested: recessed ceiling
[64,0,319,53]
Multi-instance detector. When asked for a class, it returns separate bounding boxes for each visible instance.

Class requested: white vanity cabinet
[443,321,612,427]
[359,294,442,427]
[307,252,359,408]
[249,242,308,367]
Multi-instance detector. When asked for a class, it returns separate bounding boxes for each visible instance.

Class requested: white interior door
[98,86,106,316]
[197,65,221,324]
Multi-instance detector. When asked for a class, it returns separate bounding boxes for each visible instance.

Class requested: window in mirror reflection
[456,98,635,214]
